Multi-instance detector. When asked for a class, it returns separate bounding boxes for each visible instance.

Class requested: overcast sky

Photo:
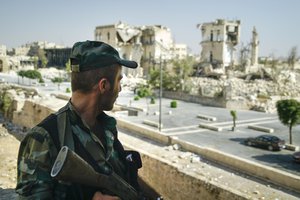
[1,0,299,57]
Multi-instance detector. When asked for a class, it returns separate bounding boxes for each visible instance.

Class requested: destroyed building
[94,22,187,77]
[95,22,143,77]
[0,44,35,72]
[0,45,7,72]
[44,48,71,68]
[198,19,241,73]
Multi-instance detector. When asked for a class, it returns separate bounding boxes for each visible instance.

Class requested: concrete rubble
[185,69,300,113]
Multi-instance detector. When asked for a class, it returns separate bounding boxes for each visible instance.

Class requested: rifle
[51,146,140,200]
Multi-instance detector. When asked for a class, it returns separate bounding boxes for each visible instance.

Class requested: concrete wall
[139,153,248,200]
[163,91,249,110]
[163,91,250,110]
[163,91,226,108]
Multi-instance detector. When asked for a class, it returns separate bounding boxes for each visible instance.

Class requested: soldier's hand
[92,191,120,200]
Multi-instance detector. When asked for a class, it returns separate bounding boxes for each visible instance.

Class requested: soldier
[16,41,142,200]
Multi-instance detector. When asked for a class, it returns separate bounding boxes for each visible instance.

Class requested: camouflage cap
[70,41,138,72]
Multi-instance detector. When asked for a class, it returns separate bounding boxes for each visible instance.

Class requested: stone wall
[163,91,226,108]
[139,154,247,200]
[163,90,250,110]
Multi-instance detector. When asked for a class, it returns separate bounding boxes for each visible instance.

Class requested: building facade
[0,45,7,56]
[95,22,187,77]
[95,22,143,77]
[198,19,241,70]
[45,48,71,68]
[171,44,188,60]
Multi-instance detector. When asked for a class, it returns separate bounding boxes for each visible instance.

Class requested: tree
[17,70,26,84]
[172,56,194,92]
[37,49,48,68]
[287,46,298,70]
[65,59,71,81]
[51,77,64,90]
[230,110,237,131]
[17,70,43,84]
[135,83,153,114]
[148,58,195,93]
[276,99,300,144]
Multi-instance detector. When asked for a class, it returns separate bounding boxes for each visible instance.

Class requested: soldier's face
[101,66,122,111]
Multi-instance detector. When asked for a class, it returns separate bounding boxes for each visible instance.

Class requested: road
[115,90,300,176]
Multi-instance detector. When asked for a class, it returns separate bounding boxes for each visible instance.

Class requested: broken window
[226,25,238,45]
[217,30,220,41]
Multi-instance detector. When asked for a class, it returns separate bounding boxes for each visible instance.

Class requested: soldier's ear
[98,78,110,93]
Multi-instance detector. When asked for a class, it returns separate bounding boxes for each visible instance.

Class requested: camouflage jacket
[16,101,135,199]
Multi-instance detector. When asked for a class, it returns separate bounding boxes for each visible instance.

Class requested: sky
[1,0,299,57]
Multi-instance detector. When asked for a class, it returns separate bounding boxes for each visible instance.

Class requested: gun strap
[57,110,74,150]
[38,105,83,199]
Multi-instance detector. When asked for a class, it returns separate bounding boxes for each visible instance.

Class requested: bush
[170,100,177,108]
[134,96,140,101]
[66,88,71,93]
[18,69,44,83]
[150,97,155,104]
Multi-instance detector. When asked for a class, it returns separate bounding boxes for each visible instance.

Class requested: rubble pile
[187,70,300,113]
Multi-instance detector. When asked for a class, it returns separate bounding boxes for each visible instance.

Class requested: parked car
[244,135,285,151]
[293,151,300,163]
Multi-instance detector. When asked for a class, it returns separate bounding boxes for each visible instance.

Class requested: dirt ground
[0,124,19,199]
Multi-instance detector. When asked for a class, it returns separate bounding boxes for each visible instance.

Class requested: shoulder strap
[38,113,60,150]
[38,104,74,151]
[56,110,74,150]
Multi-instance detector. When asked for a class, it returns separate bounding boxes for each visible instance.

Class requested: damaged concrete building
[94,22,187,77]
[198,19,241,73]
[95,22,143,77]
[0,44,36,73]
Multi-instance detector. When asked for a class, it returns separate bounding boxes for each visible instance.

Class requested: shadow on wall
[252,154,297,171]
[0,188,18,199]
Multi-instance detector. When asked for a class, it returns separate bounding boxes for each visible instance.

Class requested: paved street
[116,90,300,176]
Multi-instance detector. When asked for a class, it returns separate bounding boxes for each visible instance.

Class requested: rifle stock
[51,146,140,200]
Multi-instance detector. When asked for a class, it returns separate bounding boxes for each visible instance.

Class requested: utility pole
[159,55,162,131]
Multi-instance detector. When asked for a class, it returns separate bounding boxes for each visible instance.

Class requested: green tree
[230,110,237,131]
[37,48,48,68]
[17,70,26,84]
[276,99,300,144]
[172,56,194,91]
[65,59,71,81]
[51,77,64,90]
[148,57,195,92]
[135,83,153,114]
[17,70,43,84]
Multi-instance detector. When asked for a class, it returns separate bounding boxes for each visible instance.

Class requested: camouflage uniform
[16,101,137,199]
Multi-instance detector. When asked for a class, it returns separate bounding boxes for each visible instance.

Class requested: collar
[67,101,116,131]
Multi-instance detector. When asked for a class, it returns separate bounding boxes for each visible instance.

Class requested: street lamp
[159,55,162,131]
